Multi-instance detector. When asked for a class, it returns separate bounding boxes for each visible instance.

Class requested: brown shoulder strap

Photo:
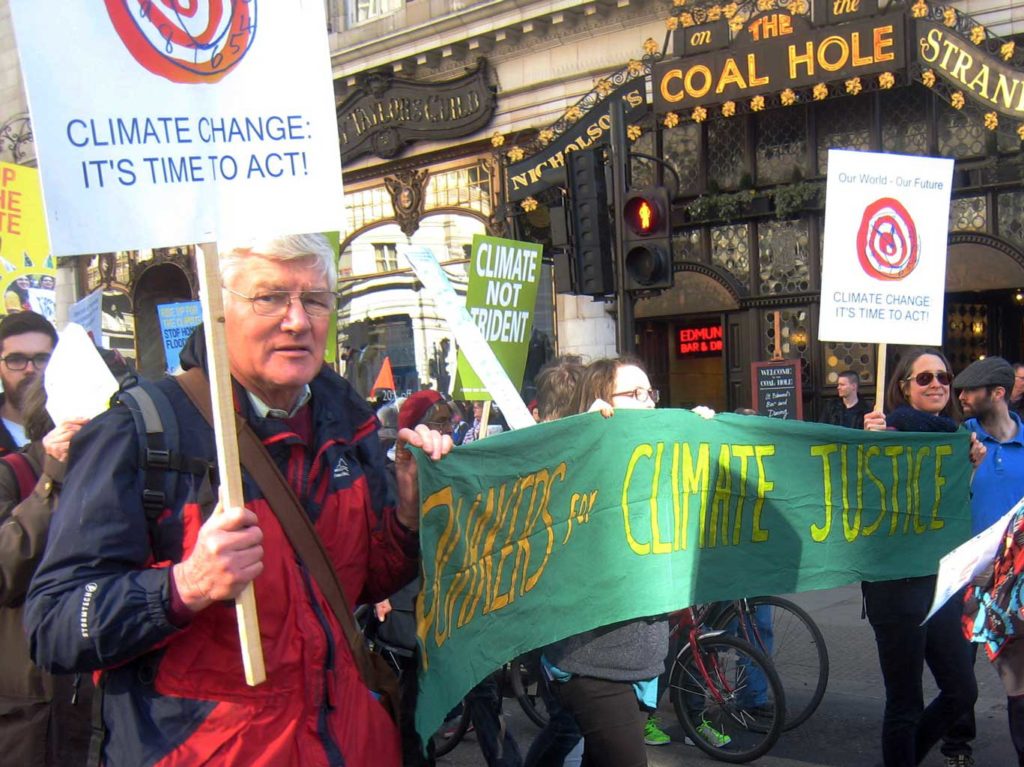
[174,368,378,685]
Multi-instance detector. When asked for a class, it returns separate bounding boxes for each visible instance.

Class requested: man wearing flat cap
[942,356,1024,767]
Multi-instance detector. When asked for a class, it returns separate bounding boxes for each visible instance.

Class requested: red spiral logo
[105,1,257,84]
[855,197,919,281]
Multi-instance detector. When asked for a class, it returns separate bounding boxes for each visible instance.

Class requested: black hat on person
[952,356,1015,392]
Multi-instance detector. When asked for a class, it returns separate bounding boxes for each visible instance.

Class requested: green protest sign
[412,410,972,739]
[453,234,543,399]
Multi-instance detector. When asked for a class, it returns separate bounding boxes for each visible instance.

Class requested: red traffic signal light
[621,186,673,290]
[623,194,662,236]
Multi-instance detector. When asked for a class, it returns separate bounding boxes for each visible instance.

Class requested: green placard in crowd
[412,410,973,740]
[453,234,543,399]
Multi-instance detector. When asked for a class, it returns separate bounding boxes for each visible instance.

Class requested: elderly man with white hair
[25,234,451,767]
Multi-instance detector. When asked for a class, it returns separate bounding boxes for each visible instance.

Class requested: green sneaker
[684,720,732,748]
[643,715,671,746]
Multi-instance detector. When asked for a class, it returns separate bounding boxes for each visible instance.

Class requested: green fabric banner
[412,410,972,738]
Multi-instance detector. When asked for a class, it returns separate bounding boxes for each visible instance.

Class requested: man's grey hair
[220,234,337,289]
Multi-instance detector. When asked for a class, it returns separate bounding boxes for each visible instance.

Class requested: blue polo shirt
[966,412,1024,534]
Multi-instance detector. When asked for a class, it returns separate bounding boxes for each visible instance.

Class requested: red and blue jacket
[24,360,417,766]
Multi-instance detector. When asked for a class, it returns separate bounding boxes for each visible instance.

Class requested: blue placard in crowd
[157,301,202,373]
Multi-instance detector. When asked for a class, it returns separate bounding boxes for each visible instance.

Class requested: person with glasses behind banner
[24,235,452,767]
[544,357,668,767]
[861,348,982,767]
[0,312,56,456]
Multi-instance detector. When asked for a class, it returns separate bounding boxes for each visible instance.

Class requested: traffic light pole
[608,99,635,355]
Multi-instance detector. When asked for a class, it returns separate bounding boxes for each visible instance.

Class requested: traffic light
[622,186,673,290]
[566,149,613,296]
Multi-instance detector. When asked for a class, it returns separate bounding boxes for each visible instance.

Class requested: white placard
[819,149,954,346]
[10,1,343,255]
[924,496,1024,623]
[399,245,534,431]
[68,289,104,344]
[44,323,119,425]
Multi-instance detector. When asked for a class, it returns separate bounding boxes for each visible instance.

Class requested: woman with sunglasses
[862,348,979,767]
[544,357,668,767]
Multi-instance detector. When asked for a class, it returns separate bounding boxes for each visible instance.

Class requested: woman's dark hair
[885,347,961,422]
[571,356,645,415]
[21,377,54,442]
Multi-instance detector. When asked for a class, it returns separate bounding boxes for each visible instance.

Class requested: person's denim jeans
[465,673,523,767]
[863,577,977,766]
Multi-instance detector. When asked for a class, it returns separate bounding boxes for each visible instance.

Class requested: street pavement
[438,584,1017,766]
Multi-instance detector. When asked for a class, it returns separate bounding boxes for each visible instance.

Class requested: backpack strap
[0,451,39,502]
[114,380,210,523]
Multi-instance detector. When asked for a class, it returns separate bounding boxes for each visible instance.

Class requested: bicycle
[705,595,829,730]
[667,605,786,764]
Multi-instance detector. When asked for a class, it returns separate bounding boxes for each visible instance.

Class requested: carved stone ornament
[384,169,430,237]
[337,59,497,164]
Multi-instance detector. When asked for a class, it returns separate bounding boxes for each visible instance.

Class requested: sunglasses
[905,370,952,387]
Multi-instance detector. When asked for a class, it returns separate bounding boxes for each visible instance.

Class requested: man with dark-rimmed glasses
[0,311,56,454]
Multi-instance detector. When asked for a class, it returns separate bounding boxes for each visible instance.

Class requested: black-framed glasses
[0,352,50,371]
[612,387,660,404]
[905,370,952,387]
[225,288,337,318]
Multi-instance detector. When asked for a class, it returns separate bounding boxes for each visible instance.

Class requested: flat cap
[952,356,1015,391]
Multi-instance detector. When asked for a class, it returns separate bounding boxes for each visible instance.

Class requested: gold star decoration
[707,6,722,21]
[943,8,957,27]
[750,95,766,111]
[984,112,999,130]
[521,197,539,213]
[757,0,773,10]
[729,17,744,32]
[971,26,986,45]
[664,112,680,128]
[538,128,555,145]
[878,72,895,89]
[780,88,796,106]
[845,77,862,95]
[643,38,659,55]
[595,79,613,97]
[921,69,936,88]
[722,100,737,117]
[628,59,644,76]
[1002,41,1016,61]
[683,12,696,26]
[507,147,525,162]
[911,0,928,18]
[666,16,679,30]
[813,82,829,100]
[491,132,505,148]
[950,91,965,109]
[787,0,807,13]
[1017,123,1024,141]
[692,106,708,123]
[723,2,738,17]
[565,106,582,123]
[627,125,643,141]
[673,0,686,6]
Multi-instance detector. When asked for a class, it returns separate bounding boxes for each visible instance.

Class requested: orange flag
[372,357,395,393]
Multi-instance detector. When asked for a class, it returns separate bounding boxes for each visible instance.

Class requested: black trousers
[863,577,978,767]
[552,676,647,767]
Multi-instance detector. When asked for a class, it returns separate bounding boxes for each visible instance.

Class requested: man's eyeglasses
[905,370,952,387]
[0,352,51,371]
[612,387,660,404]
[226,288,337,318]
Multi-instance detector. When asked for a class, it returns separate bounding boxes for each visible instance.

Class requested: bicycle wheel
[509,654,550,728]
[714,595,829,730]
[669,633,785,764]
[429,701,470,758]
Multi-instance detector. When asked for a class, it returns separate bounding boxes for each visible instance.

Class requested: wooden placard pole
[196,242,266,686]
[479,401,492,440]
[771,312,783,361]
[874,342,888,413]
